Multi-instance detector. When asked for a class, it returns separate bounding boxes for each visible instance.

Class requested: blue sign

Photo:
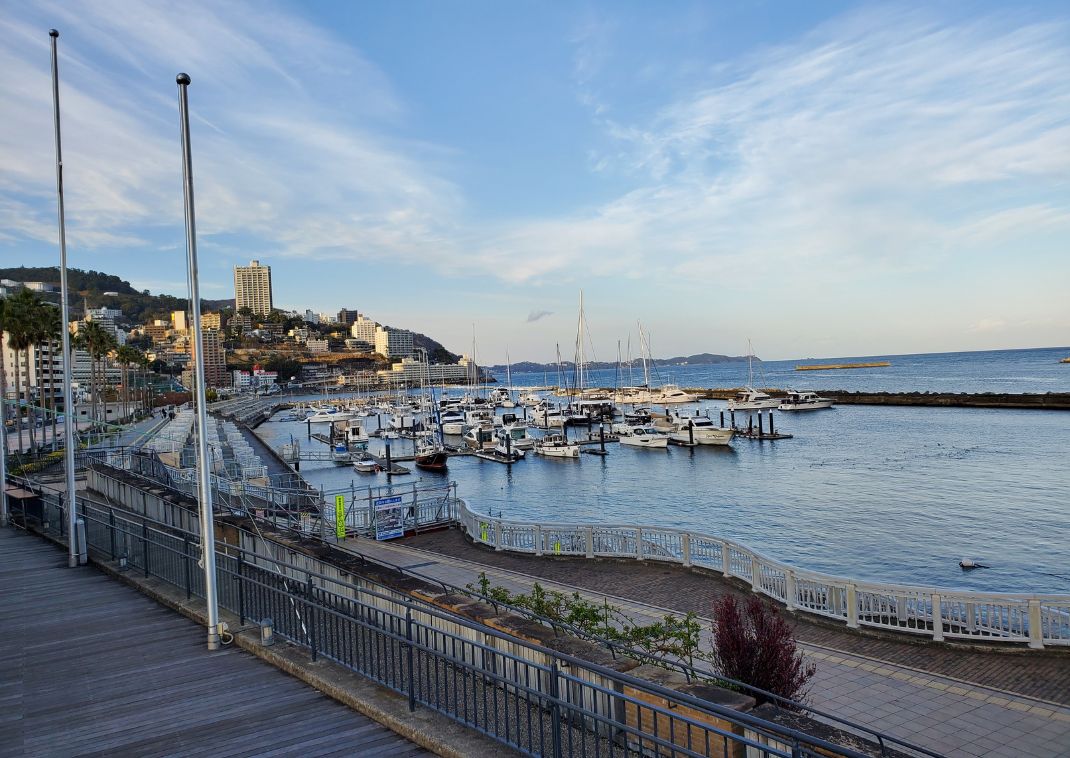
[373,495,403,507]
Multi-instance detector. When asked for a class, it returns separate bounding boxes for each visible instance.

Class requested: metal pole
[176,73,221,650]
[48,30,80,563]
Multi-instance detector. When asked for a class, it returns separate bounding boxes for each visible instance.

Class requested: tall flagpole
[49,30,81,567]
[176,73,221,650]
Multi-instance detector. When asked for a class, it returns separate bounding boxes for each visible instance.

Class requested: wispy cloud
[526,309,553,323]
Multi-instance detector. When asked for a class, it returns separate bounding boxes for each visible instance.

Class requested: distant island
[488,352,750,374]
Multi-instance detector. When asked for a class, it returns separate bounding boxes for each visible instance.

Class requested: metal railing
[457,502,1070,650]
[7,489,890,758]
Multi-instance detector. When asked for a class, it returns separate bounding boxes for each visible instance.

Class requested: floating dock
[795,361,891,371]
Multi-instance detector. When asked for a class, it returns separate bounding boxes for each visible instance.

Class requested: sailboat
[413,348,449,471]
[727,339,779,410]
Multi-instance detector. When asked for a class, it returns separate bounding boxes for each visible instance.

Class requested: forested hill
[1,266,226,322]
[489,353,751,373]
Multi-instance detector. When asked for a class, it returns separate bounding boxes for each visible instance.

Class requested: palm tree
[115,345,140,422]
[35,306,62,450]
[6,290,42,456]
[79,320,115,442]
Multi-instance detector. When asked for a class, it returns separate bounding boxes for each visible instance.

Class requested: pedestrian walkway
[336,528,1070,758]
[0,527,429,757]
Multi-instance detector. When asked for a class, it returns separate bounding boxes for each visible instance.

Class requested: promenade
[338,528,1070,758]
[0,527,428,757]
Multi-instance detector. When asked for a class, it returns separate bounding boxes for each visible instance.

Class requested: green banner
[335,494,346,539]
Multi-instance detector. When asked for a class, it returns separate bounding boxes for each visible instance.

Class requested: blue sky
[1,1,1068,363]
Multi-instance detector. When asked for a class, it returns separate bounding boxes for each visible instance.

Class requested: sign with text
[374,495,405,541]
[335,494,346,539]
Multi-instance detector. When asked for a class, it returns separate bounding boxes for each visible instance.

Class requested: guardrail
[6,487,887,758]
[457,502,1070,650]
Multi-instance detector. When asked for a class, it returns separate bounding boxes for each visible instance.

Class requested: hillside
[0,266,230,322]
[489,353,750,373]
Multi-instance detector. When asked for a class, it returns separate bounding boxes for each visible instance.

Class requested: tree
[6,290,43,455]
[80,320,117,436]
[710,595,815,705]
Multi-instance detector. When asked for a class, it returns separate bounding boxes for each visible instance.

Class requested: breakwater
[682,388,1070,409]
[795,361,891,371]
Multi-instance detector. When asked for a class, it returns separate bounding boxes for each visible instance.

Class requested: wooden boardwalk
[0,528,428,758]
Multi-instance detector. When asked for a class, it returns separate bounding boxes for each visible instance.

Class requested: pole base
[68,554,79,568]
[207,630,221,650]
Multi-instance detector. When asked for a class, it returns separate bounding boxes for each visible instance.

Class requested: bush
[711,594,815,704]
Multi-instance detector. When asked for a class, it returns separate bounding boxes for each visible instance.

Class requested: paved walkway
[0,527,428,757]
[336,528,1070,758]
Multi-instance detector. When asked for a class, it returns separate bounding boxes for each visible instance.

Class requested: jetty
[1061,357,1070,363]
[795,361,891,371]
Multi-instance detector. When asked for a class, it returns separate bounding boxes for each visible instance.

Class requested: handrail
[12,469,940,757]
[7,481,890,758]
[456,501,1070,649]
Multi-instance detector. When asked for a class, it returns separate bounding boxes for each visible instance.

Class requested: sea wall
[682,388,1070,409]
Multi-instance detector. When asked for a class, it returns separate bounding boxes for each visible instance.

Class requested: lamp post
[48,30,81,564]
[176,72,221,650]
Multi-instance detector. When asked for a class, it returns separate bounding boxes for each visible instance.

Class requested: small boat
[308,406,357,423]
[519,391,544,406]
[489,387,515,408]
[285,407,314,421]
[652,384,698,404]
[463,423,497,450]
[616,426,669,449]
[351,452,381,473]
[531,403,567,428]
[622,407,652,425]
[534,434,580,458]
[499,419,535,450]
[414,438,449,471]
[660,412,734,446]
[493,430,525,461]
[726,388,779,411]
[779,390,834,411]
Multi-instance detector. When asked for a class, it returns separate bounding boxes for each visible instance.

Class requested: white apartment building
[233,260,273,315]
[1,335,65,407]
[374,326,413,359]
[349,314,377,344]
[376,356,473,385]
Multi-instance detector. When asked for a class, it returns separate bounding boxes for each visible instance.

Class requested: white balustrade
[456,500,1070,650]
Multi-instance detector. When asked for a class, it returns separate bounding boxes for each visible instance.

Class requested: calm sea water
[257,347,1070,594]
[501,346,1070,394]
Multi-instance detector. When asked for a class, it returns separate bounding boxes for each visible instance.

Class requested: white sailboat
[727,340,779,411]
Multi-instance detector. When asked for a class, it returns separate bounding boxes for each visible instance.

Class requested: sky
[1,0,1068,364]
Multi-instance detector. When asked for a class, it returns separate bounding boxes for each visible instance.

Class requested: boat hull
[619,435,669,449]
[669,428,734,446]
[779,400,834,411]
[415,451,449,471]
[535,445,580,458]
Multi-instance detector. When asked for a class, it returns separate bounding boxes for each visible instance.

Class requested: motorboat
[613,386,654,404]
[463,423,497,451]
[659,412,734,446]
[779,390,834,411]
[534,434,580,458]
[414,438,448,471]
[499,418,535,450]
[726,388,779,411]
[519,391,544,406]
[390,412,420,431]
[493,430,525,460]
[617,426,669,449]
[307,406,357,423]
[352,452,381,473]
[440,410,466,435]
[622,407,652,425]
[489,388,515,408]
[284,407,314,421]
[338,419,369,448]
[570,400,617,422]
[531,403,567,428]
[652,384,698,404]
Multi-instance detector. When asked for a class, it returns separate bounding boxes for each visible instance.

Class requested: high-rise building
[337,308,360,326]
[171,310,188,333]
[350,314,377,345]
[182,327,229,388]
[374,326,414,359]
[201,312,222,330]
[233,260,273,316]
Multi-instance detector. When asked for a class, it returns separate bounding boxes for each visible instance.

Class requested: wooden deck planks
[0,528,429,757]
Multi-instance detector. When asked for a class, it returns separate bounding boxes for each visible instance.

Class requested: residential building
[1,335,65,408]
[171,310,188,333]
[349,314,377,343]
[202,312,222,330]
[143,322,171,344]
[78,307,127,346]
[306,338,329,354]
[181,328,228,388]
[337,308,361,326]
[24,282,57,293]
[233,259,273,315]
[232,367,278,391]
[374,326,413,359]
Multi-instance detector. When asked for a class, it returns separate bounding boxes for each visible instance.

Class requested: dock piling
[385,443,392,478]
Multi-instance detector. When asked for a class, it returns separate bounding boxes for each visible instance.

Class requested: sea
[254,346,1070,595]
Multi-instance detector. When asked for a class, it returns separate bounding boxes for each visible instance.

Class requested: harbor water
[254,346,1070,595]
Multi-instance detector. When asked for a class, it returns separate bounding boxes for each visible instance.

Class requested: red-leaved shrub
[711,594,815,704]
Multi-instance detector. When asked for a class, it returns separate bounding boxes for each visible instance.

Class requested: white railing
[457,501,1070,650]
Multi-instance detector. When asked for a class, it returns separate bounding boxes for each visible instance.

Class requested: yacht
[489,387,515,408]
[352,451,381,473]
[656,411,734,446]
[439,410,466,435]
[726,388,779,411]
[414,437,449,471]
[519,391,544,406]
[613,386,654,404]
[492,429,526,460]
[779,390,834,411]
[463,424,497,451]
[531,403,567,428]
[652,384,698,404]
[534,434,581,458]
[616,426,669,449]
[499,419,535,450]
[307,406,357,423]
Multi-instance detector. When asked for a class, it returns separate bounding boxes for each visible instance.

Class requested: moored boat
[726,388,779,411]
[779,390,834,411]
[534,433,581,458]
[617,426,669,449]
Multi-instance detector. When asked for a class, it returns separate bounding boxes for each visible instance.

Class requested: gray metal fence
[7,488,893,758]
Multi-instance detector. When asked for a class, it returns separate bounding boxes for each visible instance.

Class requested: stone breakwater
[682,388,1070,409]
